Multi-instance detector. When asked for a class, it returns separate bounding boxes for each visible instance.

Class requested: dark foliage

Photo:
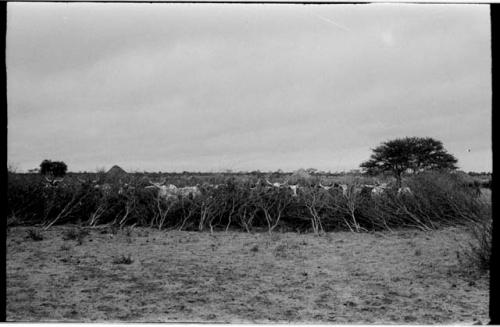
[461,218,492,273]
[360,137,458,187]
[40,160,68,177]
[7,171,489,236]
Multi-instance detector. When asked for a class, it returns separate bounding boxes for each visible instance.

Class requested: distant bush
[40,159,68,177]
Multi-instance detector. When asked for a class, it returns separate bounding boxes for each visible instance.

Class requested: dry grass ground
[7,226,489,323]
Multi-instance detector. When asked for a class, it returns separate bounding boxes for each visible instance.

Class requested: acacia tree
[360,137,458,187]
[40,160,68,177]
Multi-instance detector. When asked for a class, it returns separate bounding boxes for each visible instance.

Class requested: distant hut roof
[106,165,127,179]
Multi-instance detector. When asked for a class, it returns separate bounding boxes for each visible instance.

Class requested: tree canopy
[40,160,68,177]
[360,137,458,186]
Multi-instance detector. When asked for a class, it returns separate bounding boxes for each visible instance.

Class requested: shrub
[356,171,490,231]
[8,173,47,225]
[7,171,491,233]
[461,218,492,272]
[405,171,489,226]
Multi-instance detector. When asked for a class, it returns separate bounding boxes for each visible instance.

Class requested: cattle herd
[8,170,487,233]
[68,177,415,202]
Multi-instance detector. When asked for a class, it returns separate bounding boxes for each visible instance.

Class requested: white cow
[319,182,348,197]
[178,185,202,198]
[44,177,64,188]
[200,183,222,193]
[266,179,288,188]
[146,181,202,200]
[337,183,348,197]
[397,186,413,196]
[210,184,224,189]
[319,182,334,191]
[146,182,179,200]
[288,184,299,197]
[371,183,389,196]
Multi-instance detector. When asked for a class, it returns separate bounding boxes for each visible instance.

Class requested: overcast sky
[7,3,491,173]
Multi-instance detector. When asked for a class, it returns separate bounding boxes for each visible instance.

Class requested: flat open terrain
[7,226,489,323]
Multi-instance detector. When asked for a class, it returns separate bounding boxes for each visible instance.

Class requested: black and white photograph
[6,1,492,323]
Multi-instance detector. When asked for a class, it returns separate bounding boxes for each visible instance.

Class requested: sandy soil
[7,225,489,323]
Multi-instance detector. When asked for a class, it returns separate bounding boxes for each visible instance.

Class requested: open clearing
[7,226,489,323]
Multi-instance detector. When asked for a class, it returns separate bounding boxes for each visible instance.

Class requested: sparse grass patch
[112,254,133,265]
[123,226,134,237]
[63,228,89,245]
[109,226,119,235]
[6,226,490,323]
[274,243,289,258]
[26,229,43,241]
[270,233,281,242]
[60,244,71,251]
[99,226,119,235]
[63,228,82,240]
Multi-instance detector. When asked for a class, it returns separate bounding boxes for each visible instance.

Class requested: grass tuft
[113,254,133,265]
[462,219,492,273]
[63,228,89,245]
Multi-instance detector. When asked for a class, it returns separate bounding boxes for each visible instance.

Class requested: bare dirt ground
[7,225,489,323]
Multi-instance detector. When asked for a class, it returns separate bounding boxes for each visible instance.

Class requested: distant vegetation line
[7,136,491,231]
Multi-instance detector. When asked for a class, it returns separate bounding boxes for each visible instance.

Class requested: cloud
[380,30,395,47]
[7,3,491,172]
